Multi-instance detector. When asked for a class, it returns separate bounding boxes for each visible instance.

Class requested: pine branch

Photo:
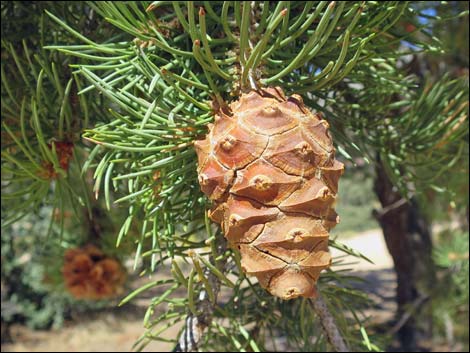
[1,40,93,229]
[329,68,469,197]
[12,2,466,351]
[311,292,349,352]
[173,236,228,352]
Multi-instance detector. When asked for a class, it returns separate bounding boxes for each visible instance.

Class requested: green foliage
[128,238,376,352]
[1,41,90,228]
[322,61,469,198]
[1,1,122,229]
[0,2,132,334]
[1,1,468,351]
[433,229,469,351]
[42,0,461,285]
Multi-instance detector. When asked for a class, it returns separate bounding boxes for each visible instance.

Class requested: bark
[311,293,349,352]
[374,159,436,350]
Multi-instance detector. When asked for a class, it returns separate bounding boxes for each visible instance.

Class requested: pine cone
[62,245,126,300]
[195,87,344,300]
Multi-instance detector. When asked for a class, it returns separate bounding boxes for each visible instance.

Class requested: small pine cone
[62,245,126,300]
[195,87,344,300]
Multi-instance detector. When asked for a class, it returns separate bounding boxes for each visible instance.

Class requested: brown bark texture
[374,159,436,350]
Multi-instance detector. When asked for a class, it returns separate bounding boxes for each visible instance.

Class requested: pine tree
[1,2,468,351]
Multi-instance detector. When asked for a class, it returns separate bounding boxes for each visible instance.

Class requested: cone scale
[195,87,344,300]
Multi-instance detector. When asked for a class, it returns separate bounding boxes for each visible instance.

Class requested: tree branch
[373,197,408,220]
[311,292,350,352]
[173,238,228,352]
[388,294,430,335]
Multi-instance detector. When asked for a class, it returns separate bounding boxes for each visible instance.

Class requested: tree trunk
[374,159,436,350]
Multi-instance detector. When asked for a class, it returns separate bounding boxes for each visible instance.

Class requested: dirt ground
[2,308,182,352]
[2,229,396,352]
[3,315,175,352]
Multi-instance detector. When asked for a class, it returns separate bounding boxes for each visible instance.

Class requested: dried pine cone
[195,87,344,300]
[62,244,126,300]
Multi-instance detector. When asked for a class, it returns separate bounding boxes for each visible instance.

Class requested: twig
[244,2,259,92]
[388,294,430,335]
[173,237,227,352]
[373,197,408,219]
[311,292,350,352]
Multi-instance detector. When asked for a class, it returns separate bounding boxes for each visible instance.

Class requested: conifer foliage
[1,2,468,351]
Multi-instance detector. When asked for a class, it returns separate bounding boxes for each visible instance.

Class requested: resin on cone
[195,87,344,300]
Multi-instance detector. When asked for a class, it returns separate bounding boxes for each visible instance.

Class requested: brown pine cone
[62,245,126,300]
[195,87,344,300]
